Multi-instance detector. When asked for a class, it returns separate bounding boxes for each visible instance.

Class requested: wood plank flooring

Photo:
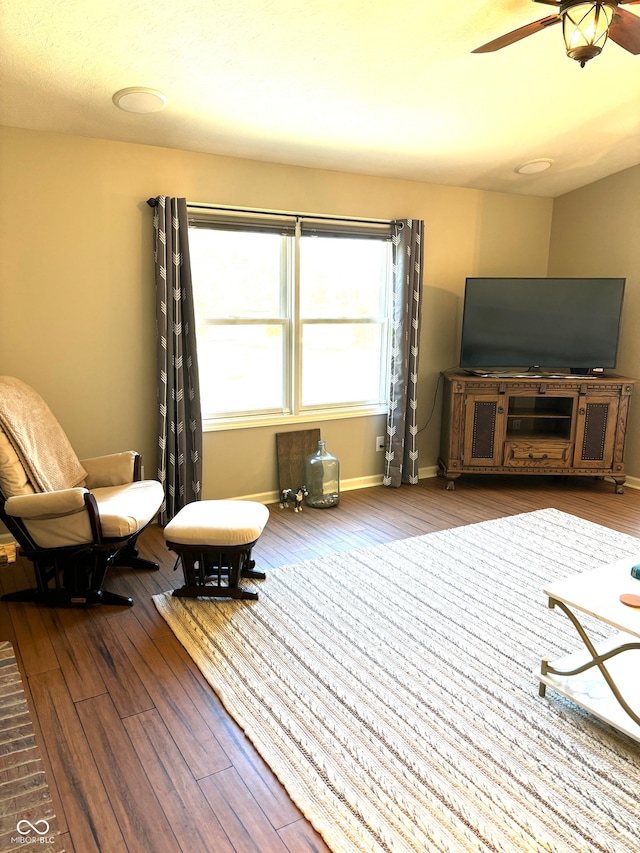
[1,474,639,852]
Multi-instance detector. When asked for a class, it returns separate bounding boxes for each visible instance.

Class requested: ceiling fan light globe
[562,1,613,64]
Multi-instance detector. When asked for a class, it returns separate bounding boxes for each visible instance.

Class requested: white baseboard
[213,466,638,504]
[419,465,440,480]
[233,474,385,505]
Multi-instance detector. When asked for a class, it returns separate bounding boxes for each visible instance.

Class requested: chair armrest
[4,489,89,520]
[80,451,139,488]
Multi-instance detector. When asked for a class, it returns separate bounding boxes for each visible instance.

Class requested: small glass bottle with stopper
[304,440,340,508]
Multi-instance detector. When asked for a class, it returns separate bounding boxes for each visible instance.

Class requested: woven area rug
[153,508,640,853]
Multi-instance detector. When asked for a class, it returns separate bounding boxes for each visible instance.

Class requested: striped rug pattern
[154,509,640,853]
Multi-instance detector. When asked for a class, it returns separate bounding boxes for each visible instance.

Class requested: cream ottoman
[163,500,269,600]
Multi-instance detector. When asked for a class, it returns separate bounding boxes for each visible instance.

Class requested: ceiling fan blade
[608,6,640,53]
[472,16,560,53]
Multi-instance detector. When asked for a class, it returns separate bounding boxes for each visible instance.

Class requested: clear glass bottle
[304,440,340,508]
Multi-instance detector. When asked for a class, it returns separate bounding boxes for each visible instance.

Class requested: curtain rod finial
[147,197,158,207]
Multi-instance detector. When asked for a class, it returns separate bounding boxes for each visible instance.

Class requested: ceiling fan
[472,0,640,66]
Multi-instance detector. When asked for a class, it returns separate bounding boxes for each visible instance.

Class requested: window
[188,209,392,426]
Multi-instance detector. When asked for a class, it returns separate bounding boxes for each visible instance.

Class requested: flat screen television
[459,277,625,373]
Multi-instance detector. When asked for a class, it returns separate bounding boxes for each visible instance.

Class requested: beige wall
[0,126,554,502]
[548,164,640,481]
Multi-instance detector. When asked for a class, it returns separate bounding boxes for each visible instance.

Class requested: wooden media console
[438,370,635,492]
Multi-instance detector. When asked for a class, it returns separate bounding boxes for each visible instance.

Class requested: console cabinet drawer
[504,441,572,468]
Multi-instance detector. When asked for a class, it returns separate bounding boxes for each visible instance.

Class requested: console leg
[445,474,460,491]
[613,477,625,494]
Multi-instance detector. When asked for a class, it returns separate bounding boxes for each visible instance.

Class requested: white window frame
[188,206,392,431]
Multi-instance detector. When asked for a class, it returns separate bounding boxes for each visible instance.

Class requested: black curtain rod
[146,197,389,226]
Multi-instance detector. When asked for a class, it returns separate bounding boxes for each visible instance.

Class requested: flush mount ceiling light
[112,87,168,114]
[515,158,554,174]
[472,0,640,67]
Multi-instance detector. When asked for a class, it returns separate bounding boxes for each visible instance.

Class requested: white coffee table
[538,556,640,743]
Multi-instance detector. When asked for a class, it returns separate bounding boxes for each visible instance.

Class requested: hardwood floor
[1,475,639,852]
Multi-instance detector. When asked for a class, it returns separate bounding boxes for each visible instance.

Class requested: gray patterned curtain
[151,196,203,522]
[383,219,424,487]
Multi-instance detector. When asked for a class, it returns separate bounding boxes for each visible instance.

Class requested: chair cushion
[164,500,269,547]
[0,428,35,498]
[17,480,164,549]
[92,480,165,539]
[5,489,88,518]
[81,451,137,489]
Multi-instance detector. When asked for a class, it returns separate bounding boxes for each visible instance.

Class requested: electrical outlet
[512,419,521,431]
[376,435,385,452]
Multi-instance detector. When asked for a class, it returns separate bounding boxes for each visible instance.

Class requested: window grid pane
[300,236,389,319]
[301,321,386,409]
[196,323,286,417]
[190,228,286,319]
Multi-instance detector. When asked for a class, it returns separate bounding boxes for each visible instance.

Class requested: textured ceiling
[1,0,639,197]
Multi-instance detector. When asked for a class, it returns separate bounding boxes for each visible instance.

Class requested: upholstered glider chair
[0,376,164,606]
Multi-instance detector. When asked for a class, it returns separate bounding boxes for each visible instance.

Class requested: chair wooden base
[0,539,159,607]
[1,587,134,607]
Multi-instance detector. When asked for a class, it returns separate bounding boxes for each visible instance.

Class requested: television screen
[459,277,625,371]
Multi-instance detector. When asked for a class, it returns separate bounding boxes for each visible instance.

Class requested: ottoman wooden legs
[163,500,269,600]
[166,540,265,600]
